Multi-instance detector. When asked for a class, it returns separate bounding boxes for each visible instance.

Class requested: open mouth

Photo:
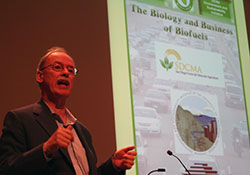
[57,79,70,87]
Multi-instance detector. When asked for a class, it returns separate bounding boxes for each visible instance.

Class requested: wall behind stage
[244,0,250,44]
[0,0,249,167]
[0,0,116,166]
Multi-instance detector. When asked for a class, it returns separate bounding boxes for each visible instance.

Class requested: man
[0,47,137,175]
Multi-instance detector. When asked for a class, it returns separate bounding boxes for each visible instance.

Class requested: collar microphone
[167,150,191,175]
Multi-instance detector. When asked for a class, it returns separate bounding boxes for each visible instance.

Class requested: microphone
[147,168,166,175]
[167,150,191,175]
[63,123,74,128]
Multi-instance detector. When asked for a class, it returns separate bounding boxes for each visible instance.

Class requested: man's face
[37,52,76,99]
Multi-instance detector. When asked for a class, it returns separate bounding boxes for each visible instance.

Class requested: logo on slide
[160,49,181,71]
[175,0,193,11]
[160,48,203,74]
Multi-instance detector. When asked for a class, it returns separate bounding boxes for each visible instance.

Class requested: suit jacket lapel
[33,100,58,136]
[32,100,74,172]
[74,122,97,175]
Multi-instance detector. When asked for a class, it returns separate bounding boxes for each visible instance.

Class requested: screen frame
[107,0,250,174]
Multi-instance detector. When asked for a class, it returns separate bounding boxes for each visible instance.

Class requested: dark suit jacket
[0,100,125,175]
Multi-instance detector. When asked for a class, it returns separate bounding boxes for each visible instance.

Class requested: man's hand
[43,125,74,156]
[112,146,137,170]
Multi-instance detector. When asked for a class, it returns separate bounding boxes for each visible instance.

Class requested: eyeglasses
[40,62,78,76]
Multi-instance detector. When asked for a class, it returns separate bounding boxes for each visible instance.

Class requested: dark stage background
[0,0,249,166]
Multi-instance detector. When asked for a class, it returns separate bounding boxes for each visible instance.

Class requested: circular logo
[174,93,218,152]
[175,0,193,11]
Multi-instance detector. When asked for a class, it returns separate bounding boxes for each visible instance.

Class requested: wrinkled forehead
[45,52,75,66]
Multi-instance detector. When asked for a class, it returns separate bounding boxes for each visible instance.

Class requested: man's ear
[36,70,44,84]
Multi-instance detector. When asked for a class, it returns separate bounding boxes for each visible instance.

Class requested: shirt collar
[42,99,77,125]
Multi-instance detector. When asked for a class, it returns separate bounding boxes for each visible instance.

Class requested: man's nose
[61,67,70,77]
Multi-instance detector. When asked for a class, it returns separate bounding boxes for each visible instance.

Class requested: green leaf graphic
[160,57,174,71]
[160,59,167,68]
[182,0,187,5]
[168,62,173,69]
[164,56,169,65]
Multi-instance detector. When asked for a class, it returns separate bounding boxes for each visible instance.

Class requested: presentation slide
[108,0,250,174]
[125,0,249,174]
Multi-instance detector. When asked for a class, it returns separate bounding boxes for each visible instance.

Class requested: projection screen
[108,0,250,174]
